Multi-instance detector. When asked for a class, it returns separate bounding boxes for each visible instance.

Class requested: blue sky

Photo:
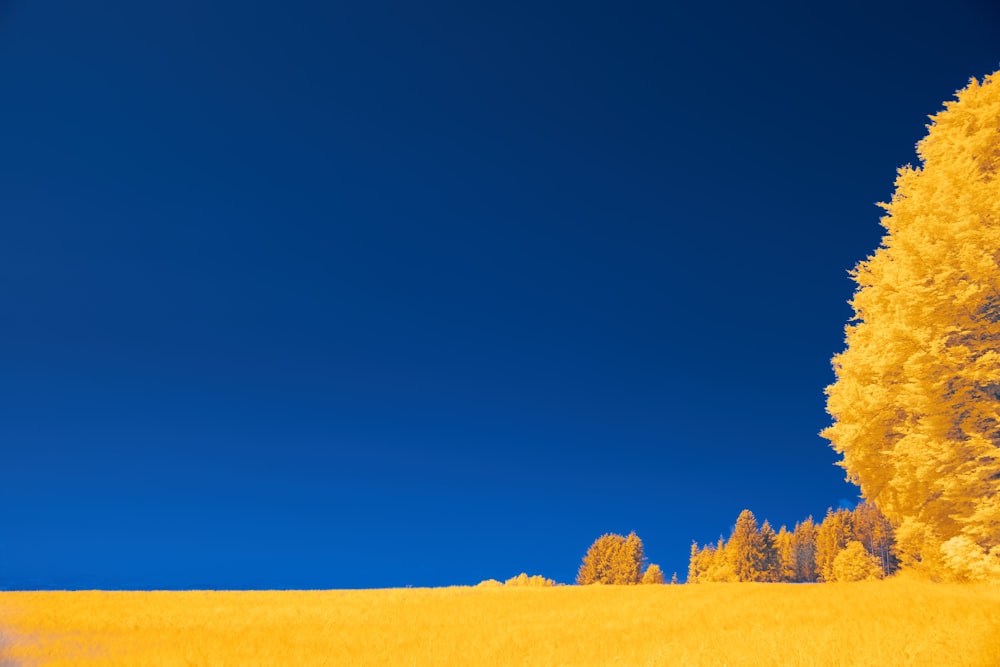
[1,0,997,588]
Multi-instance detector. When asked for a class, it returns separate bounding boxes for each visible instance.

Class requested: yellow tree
[688,538,737,583]
[830,541,883,582]
[815,508,854,583]
[706,536,737,582]
[823,71,1000,580]
[687,542,704,583]
[577,533,620,584]
[758,521,781,582]
[615,532,646,584]
[504,573,556,587]
[775,526,796,582]
[729,509,764,582]
[851,501,897,577]
[791,517,819,582]
[641,563,665,584]
[577,532,645,585]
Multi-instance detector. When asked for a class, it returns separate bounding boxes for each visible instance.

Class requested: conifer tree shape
[791,518,819,583]
[758,521,781,582]
[823,71,1000,580]
[729,509,765,582]
[815,508,853,583]
[775,526,796,582]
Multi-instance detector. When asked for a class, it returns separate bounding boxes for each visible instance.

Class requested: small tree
[641,563,665,584]
[831,541,882,582]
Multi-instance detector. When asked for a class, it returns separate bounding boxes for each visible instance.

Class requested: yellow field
[1,579,999,666]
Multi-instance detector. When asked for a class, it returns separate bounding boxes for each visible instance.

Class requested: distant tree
[792,517,819,582]
[706,536,737,582]
[729,509,765,582]
[822,71,1000,580]
[816,508,854,582]
[688,539,733,583]
[641,564,665,584]
[476,579,503,587]
[775,525,796,582]
[616,532,646,584]
[670,572,678,585]
[689,508,898,583]
[687,542,703,583]
[830,541,882,582]
[851,501,898,577]
[578,534,619,585]
[577,532,645,585]
[758,521,781,582]
[504,573,555,587]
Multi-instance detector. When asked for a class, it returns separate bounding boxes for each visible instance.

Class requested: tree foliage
[775,525,796,582]
[823,71,1000,580]
[815,509,853,583]
[729,510,765,582]
[758,521,781,582]
[724,511,782,583]
[504,573,556,587]
[791,518,819,583]
[830,541,883,582]
[576,532,646,585]
[688,504,897,583]
[640,563,665,584]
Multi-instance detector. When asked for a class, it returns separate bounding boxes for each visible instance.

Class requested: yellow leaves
[815,509,853,582]
[640,564,664,585]
[940,536,1000,582]
[688,508,890,584]
[503,573,555,587]
[823,69,1000,579]
[476,579,503,587]
[576,532,646,585]
[830,541,882,582]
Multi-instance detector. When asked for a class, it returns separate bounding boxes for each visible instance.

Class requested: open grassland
[1,579,999,666]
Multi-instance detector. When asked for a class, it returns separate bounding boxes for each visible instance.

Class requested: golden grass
[1,579,999,666]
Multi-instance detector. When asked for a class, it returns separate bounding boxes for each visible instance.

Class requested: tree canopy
[576,532,646,585]
[823,71,1000,580]
[689,504,894,583]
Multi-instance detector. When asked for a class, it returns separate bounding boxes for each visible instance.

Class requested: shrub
[504,573,555,587]
[831,541,882,582]
[641,564,665,584]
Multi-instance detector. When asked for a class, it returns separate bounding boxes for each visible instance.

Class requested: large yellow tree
[576,532,645,585]
[823,71,1000,580]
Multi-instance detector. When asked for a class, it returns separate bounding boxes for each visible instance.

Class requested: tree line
[689,503,897,583]
[545,70,1000,587]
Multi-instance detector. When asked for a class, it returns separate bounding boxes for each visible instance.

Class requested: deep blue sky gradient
[1,0,998,588]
